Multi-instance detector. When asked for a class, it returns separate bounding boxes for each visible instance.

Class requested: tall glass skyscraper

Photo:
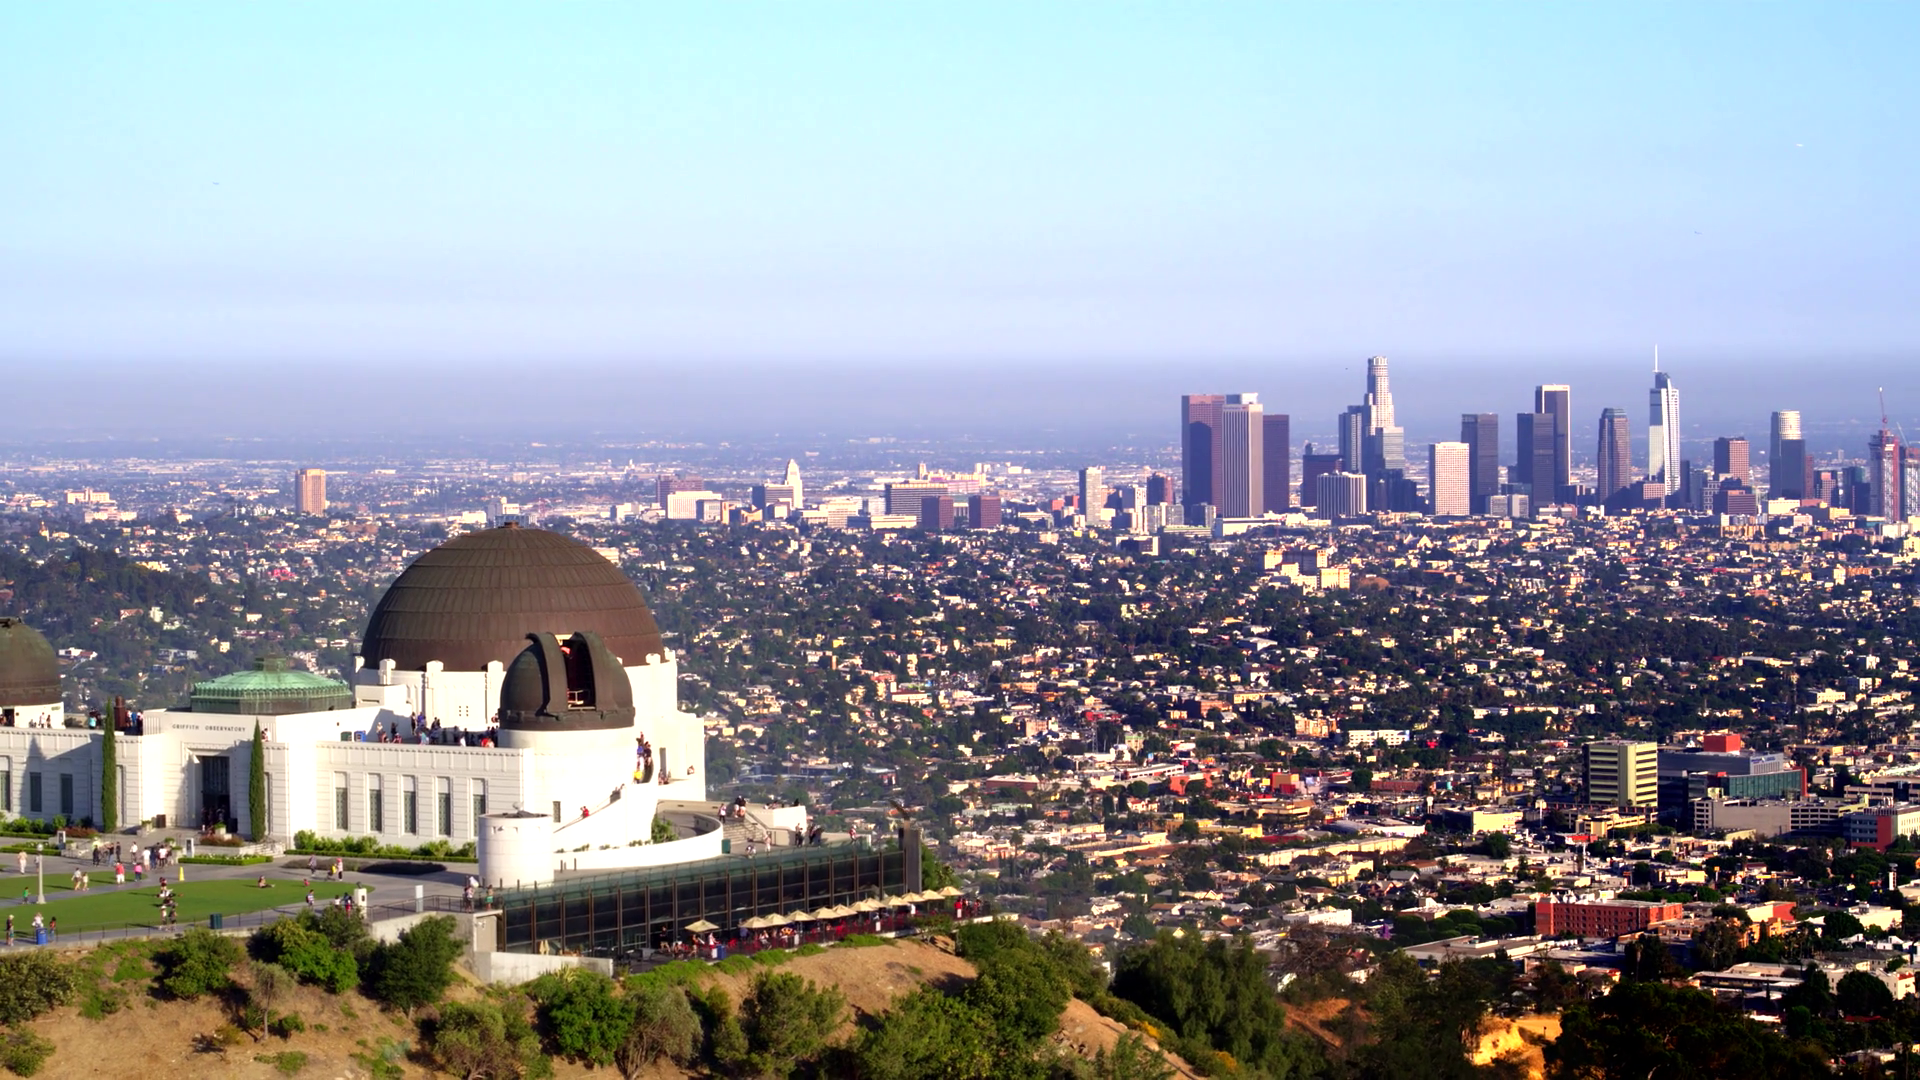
[1647,361,1682,496]
[1596,407,1632,504]
[1534,384,1572,498]
[1460,413,1500,514]
[1769,410,1807,500]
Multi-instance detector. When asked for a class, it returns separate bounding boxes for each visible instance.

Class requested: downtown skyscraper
[1647,361,1682,497]
[1596,407,1632,504]
[1218,395,1264,518]
[1460,413,1500,514]
[1534,384,1572,499]
[1180,394,1225,515]
[1180,392,1267,519]
[1769,410,1808,500]
[1428,442,1470,517]
[1358,355,1405,477]
[1870,428,1903,520]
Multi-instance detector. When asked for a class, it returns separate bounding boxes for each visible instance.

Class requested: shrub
[0,1029,54,1078]
[737,970,845,1078]
[158,928,245,1000]
[181,854,272,866]
[0,953,75,1025]
[527,971,634,1067]
[367,916,463,1014]
[618,980,700,1076]
[254,1050,309,1076]
[424,1001,545,1080]
[269,1012,307,1039]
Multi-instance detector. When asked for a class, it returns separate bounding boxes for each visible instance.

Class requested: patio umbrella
[853,898,883,913]
[740,915,769,930]
[882,894,907,906]
[685,919,719,933]
[937,886,962,898]
[810,906,839,920]
[907,890,940,903]
[758,913,790,927]
[784,910,815,922]
[827,905,857,918]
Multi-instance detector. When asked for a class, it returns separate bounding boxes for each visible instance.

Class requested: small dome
[359,525,665,673]
[0,618,61,707]
[192,656,352,715]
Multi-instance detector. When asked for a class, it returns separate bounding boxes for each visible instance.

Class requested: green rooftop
[191,656,352,715]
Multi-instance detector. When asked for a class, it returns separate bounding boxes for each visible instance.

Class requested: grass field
[0,877,366,936]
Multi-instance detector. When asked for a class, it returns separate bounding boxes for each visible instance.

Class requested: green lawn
[0,877,365,935]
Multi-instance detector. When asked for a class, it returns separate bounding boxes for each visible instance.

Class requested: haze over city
[3,4,1917,452]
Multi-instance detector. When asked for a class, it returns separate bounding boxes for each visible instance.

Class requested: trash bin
[33,929,47,946]
[209,913,224,930]
[721,839,731,854]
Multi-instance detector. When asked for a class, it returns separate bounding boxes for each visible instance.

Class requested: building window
[470,780,486,837]
[552,800,561,823]
[59,775,73,818]
[0,758,10,813]
[367,775,384,834]
[403,776,418,834]
[333,773,349,831]
[27,773,40,815]
[437,778,452,837]
[261,772,271,834]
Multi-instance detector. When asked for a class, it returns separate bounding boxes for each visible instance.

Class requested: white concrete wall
[551,827,723,875]
[308,742,531,846]
[470,951,614,984]
[0,728,96,824]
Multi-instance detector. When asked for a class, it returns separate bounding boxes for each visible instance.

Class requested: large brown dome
[358,526,666,673]
[0,618,60,707]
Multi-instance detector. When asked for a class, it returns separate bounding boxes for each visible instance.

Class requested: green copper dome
[191,656,352,715]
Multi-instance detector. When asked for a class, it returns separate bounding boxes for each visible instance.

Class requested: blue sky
[2,3,1915,376]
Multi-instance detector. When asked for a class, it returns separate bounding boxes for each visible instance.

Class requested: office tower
[1299,448,1342,509]
[1315,472,1368,518]
[750,482,795,510]
[1218,396,1263,518]
[1514,413,1557,499]
[1359,356,1405,477]
[1647,360,1681,496]
[918,495,955,532]
[1812,470,1842,505]
[1144,473,1172,506]
[1905,447,1920,520]
[1428,442,1470,516]
[1078,467,1105,516]
[968,493,1002,529]
[1870,430,1903,519]
[1712,480,1759,516]
[783,459,805,509]
[886,479,947,516]
[657,474,707,507]
[1338,406,1367,480]
[1585,740,1659,809]
[1460,414,1500,514]
[1179,394,1226,511]
[1596,408,1632,505]
[1534,384,1572,496]
[1712,437,1751,486]
[1768,411,1807,500]
[1261,413,1291,513]
[295,469,327,515]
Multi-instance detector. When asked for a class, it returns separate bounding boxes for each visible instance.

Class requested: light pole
[34,844,44,906]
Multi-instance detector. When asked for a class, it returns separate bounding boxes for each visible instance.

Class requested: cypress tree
[99,721,117,832]
[249,721,268,839]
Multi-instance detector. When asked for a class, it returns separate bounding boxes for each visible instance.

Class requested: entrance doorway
[199,755,233,831]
